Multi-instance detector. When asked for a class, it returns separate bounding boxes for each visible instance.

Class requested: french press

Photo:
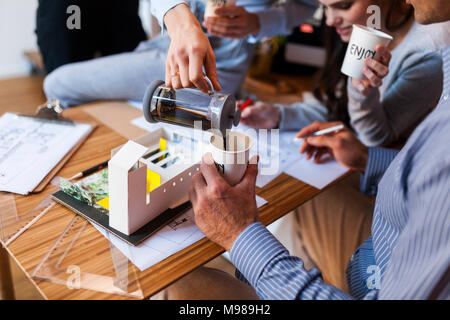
[142,79,240,137]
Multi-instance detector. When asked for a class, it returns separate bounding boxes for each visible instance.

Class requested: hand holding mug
[203,5,260,39]
[189,153,259,251]
[352,44,392,96]
[341,24,393,84]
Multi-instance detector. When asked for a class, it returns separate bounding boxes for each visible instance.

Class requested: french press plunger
[142,79,240,137]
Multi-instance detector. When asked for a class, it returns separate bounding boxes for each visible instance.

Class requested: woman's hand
[352,44,392,96]
[238,100,280,129]
[202,6,260,39]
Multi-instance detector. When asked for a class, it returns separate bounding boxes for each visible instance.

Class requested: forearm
[163,2,203,38]
[278,101,328,131]
[150,0,187,30]
[230,223,353,300]
[250,0,317,41]
[347,52,443,147]
[347,80,395,147]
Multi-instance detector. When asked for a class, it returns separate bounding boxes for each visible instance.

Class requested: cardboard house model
[108,128,202,235]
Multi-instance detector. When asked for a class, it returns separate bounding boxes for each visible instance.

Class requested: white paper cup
[204,0,237,19]
[209,131,252,185]
[341,25,393,79]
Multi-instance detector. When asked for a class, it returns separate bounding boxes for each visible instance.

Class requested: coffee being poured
[142,79,241,150]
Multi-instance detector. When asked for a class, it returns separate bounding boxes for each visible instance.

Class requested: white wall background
[0,0,154,80]
[0,0,39,79]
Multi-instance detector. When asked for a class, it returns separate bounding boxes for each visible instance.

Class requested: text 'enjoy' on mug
[341,24,393,79]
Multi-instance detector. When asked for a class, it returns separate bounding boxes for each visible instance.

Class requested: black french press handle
[143,80,165,123]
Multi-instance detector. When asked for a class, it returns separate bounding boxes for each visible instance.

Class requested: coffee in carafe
[142,79,240,139]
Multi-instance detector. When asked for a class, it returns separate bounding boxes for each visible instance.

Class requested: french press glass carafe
[142,79,240,137]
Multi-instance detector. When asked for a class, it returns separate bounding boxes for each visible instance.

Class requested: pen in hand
[293,124,345,143]
[239,94,257,111]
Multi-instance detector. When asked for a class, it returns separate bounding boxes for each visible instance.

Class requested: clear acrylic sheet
[31,215,144,299]
[0,175,143,299]
[0,177,65,247]
[0,191,56,247]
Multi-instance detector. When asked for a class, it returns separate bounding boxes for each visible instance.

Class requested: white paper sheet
[0,113,92,194]
[270,129,350,190]
[93,195,268,271]
[284,154,349,189]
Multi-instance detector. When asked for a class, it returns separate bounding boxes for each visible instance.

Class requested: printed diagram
[95,208,206,271]
[0,113,92,194]
[168,216,190,231]
[0,116,68,184]
[150,209,203,247]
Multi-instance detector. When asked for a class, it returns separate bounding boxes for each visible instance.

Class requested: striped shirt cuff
[230,222,288,287]
[360,147,398,194]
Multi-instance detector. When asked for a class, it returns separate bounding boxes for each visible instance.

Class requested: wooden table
[1,97,341,300]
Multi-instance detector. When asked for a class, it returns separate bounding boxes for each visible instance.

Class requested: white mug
[209,131,252,185]
[204,0,237,19]
[341,25,393,79]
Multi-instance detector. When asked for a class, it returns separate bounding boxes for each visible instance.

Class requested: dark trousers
[36,0,147,73]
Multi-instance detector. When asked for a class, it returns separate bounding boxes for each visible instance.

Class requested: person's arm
[359,147,398,195]
[151,1,220,93]
[295,121,397,194]
[230,222,354,299]
[250,0,317,41]
[203,0,316,41]
[150,0,185,31]
[377,156,450,299]
[347,51,443,147]
[278,101,329,131]
[190,153,355,300]
[237,99,328,130]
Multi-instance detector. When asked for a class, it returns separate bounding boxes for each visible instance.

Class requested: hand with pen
[237,100,280,129]
[296,121,369,171]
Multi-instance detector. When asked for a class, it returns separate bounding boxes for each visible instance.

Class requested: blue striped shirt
[230,45,450,300]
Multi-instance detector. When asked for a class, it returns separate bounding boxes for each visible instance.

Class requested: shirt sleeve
[360,147,398,195]
[248,0,317,42]
[378,154,450,299]
[347,51,443,147]
[277,101,328,131]
[150,0,186,31]
[230,222,353,300]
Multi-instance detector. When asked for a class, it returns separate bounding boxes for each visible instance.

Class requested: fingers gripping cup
[205,0,237,18]
[341,25,393,79]
[209,132,253,186]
